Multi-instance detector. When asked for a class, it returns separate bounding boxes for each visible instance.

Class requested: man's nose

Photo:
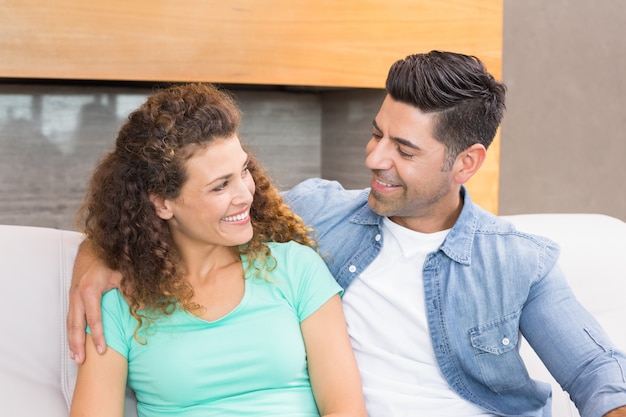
[365,137,393,171]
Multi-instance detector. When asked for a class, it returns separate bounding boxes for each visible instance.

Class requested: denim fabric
[284,178,626,417]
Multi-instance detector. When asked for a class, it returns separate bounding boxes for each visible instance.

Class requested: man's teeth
[222,211,249,222]
[376,179,395,187]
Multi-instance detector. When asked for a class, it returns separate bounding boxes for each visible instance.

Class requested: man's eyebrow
[372,118,421,150]
[392,136,420,150]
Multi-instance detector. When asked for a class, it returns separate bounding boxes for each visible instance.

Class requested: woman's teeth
[222,211,249,222]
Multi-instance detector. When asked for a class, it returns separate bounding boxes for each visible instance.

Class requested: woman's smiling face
[154,135,255,250]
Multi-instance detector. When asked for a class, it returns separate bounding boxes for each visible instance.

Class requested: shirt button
[348,265,357,273]
[502,337,510,346]
[375,234,381,241]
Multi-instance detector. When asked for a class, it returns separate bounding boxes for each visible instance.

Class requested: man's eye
[371,133,382,141]
[398,148,414,158]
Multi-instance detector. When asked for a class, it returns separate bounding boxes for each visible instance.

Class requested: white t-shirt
[341,217,496,417]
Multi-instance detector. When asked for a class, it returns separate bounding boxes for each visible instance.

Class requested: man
[68,51,626,416]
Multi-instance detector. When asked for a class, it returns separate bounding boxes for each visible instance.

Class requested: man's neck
[389,194,464,234]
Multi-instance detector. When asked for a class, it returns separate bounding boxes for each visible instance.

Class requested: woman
[69,83,366,417]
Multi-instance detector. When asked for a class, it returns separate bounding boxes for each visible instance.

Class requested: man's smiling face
[365,95,460,231]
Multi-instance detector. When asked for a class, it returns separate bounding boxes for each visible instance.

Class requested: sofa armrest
[503,213,626,417]
[0,225,137,417]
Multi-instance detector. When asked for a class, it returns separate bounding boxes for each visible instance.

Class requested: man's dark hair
[386,50,506,169]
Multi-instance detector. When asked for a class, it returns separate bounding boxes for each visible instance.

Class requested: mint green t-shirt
[95,241,341,417]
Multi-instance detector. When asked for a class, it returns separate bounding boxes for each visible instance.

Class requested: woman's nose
[233,176,255,205]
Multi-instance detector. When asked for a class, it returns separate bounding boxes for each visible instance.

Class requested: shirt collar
[439,186,478,266]
[350,186,479,265]
[349,192,382,226]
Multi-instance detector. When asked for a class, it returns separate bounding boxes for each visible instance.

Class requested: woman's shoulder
[101,288,131,313]
[102,288,124,302]
[267,240,318,258]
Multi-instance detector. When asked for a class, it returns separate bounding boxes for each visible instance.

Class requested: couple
[69,51,626,417]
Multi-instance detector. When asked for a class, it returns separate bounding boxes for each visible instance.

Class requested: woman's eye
[212,182,227,192]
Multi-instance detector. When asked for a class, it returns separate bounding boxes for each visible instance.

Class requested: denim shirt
[283,178,626,417]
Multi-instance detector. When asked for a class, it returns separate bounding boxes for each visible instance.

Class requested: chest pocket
[469,310,529,392]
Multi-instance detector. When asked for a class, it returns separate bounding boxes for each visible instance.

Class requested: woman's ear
[149,194,174,220]
[452,143,487,185]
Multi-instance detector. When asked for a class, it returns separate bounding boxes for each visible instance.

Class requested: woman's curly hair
[77,83,317,337]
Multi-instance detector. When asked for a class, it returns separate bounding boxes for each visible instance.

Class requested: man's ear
[149,194,174,220]
[453,143,486,185]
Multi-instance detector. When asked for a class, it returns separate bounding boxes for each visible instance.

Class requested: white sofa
[0,214,625,417]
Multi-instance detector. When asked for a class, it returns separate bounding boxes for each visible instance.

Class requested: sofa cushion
[0,214,624,417]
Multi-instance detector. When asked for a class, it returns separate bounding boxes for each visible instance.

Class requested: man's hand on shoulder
[67,239,121,364]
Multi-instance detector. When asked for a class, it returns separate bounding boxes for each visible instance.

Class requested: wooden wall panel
[0,0,503,212]
[1,0,502,87]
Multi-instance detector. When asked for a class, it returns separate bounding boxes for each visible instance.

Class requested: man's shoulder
[282,179,378,247]
[285,178,367,202]
[284,178,370,217]
[466,204,559,255]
